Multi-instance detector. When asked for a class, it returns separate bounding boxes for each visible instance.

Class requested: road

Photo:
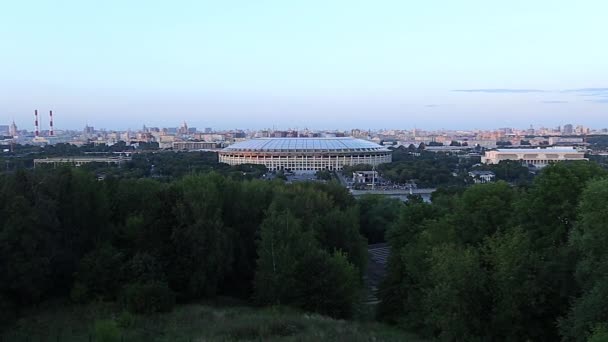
[350,188,436,203]
[363,243,391,305]
[350,188,436,196]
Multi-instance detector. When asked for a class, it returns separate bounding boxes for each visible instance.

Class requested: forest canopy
[2,159,608,341]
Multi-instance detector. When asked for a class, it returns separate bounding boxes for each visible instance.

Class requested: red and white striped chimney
[49,110,54,136]
[34,110,39,137]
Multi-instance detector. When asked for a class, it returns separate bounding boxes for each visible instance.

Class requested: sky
[1,0,607,130]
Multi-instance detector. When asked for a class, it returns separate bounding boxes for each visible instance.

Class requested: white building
[482,147,587,168]
[353,171,378,184]
[173,141,222,150]
[548,137,585,146]
[468,170,496,184]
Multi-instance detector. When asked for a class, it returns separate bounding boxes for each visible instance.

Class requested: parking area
[286,171,318,182]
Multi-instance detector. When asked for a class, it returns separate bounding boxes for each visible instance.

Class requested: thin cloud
[579,93,608,97]
[453,89,545,93]
[563,88,608,93]
[563,88,608,100]
[542,100,568,104]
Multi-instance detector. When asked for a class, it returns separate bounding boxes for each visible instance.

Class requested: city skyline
[1,111,607,133]
[2,109,603,137]
[2,0,607,129]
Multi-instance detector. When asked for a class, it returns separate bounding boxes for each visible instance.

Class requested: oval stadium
[218,137,392,171]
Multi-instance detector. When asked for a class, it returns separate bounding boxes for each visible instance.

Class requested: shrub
[70,282,89,303]
[124,253,164,283]
[0,295,16,326]
[220,317,305,340]
[292,250,358,319]
[116,310,135,328]
[75,245,125,300]
[93,319,120,342]
[121,281,175,314]
[588,324,608,342]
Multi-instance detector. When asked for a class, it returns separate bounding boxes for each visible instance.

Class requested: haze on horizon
[1,0,607,131]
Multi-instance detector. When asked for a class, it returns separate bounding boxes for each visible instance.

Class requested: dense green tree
[254,210,316,305]
[561,279,608,341]
[377,200,445,328]
[124,252,166,283]
[379,161,608,341]
[7,153,608,340]
[121,281,175,314]
[292,250,358,318]
[220,179,275,298]
[482,228,541,340]
[358,195,403,244]
[315,169,332,180]
[587,325,608,342]
[267,183,366,271]
[377,150,478,187]
[516,161,606,247]
[254,209,358,318]
[423,244,488,340]
[316,206,367,274]
[515,162,608,339]
[586,135,608,150]
[48,169,111,292]
[449,181,516,245]
[472,160,531,184]
[168,174,233,300]
[0,195,53,304]
[73,245,125,300]
[561,178,608,341]
[0,166,369,321]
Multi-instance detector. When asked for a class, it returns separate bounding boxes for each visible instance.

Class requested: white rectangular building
[482,147,587,168]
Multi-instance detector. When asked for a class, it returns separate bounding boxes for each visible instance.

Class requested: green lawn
[2,300,426,341]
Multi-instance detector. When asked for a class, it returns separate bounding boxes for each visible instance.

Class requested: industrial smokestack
[49,110,54,136]
[34,110,39,137]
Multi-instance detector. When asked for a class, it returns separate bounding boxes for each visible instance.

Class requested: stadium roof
[222,137,389,152]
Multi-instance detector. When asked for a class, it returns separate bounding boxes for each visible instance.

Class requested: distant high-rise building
[204,127,212,133]
[9,121,18,137]
[526,125,534,135]
[563,124,573,135]
[0,125,8,135]
[178,121,189,135]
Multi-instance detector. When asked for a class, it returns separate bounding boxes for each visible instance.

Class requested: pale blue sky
[1,0,607,130]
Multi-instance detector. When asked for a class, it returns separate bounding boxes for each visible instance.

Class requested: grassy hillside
[2,301,425,341]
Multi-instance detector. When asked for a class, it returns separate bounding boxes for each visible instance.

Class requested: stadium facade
[218,137,392,171]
